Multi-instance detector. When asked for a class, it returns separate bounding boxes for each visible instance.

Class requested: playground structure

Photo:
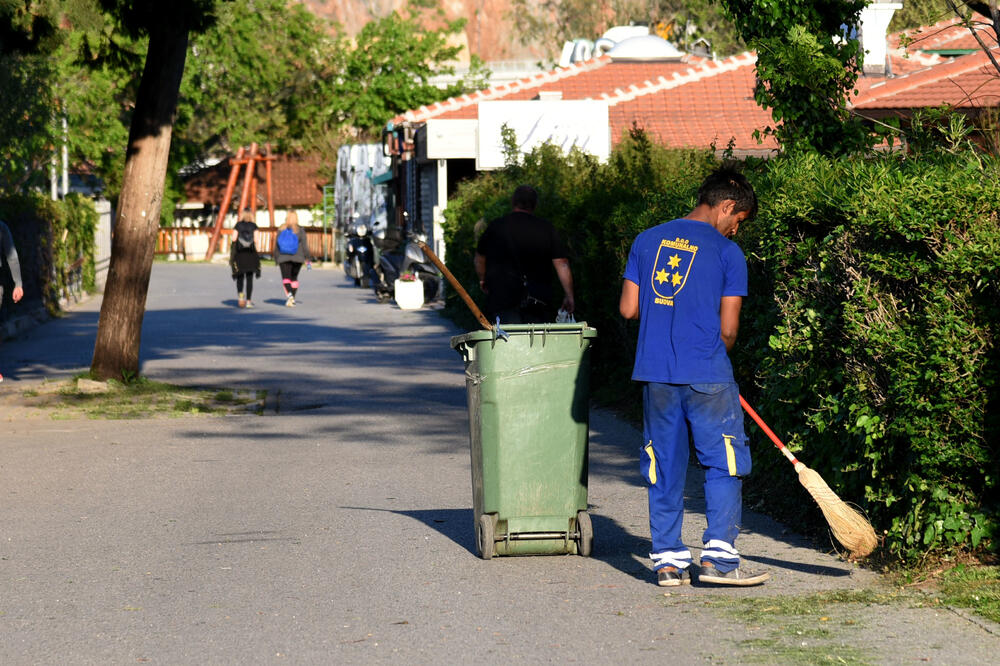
[204,143,276,261]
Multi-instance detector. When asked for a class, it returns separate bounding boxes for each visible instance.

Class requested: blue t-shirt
[623,218,747,384]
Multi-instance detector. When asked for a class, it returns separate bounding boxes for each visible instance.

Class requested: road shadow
[339,506,476,555]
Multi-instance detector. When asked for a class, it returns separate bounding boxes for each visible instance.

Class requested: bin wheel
[576,510,593,557]
[477,514,495,560]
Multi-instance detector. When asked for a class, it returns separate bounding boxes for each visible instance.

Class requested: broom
[739,395,878,558]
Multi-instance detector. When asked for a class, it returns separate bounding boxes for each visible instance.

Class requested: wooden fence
[156,227,333,261]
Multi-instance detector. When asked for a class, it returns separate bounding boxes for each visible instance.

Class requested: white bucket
[394,279,424,310]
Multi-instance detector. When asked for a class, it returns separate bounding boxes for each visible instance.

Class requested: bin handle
[415,240,492,332]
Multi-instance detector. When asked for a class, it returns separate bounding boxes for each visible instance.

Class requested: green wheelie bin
[450,323,598,559]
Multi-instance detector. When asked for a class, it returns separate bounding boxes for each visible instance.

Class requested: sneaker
[657,566,691,587]
[238,293,246,308]
[285,295,295,307]
[698,562,770,586]
[245,300,254,309]
[0,372,4,382]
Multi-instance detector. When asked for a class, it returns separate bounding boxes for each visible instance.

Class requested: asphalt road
[1,262,997,664]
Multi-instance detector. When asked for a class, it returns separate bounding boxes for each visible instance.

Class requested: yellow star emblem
[668,254,682,268]
[655,269,669,284]
[672,272,683,286]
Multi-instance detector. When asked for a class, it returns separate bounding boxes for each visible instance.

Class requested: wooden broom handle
[739,395,800,466]
[414,240,492,331]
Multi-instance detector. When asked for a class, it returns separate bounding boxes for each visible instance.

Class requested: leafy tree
[0,0,64,194]
[717,0,876,155]
[90,0,219,380]
[1,1,136,197]
[327,9,474,137]
[889,0,951,32]
[0,48,56,193]
[175,0,336,162]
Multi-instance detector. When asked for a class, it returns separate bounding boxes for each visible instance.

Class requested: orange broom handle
[739,395,800,466]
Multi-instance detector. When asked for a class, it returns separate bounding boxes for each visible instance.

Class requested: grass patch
[690,574,999,664]
[689,588,909,665]
[5,375,267,419]
[936,565,1000,624]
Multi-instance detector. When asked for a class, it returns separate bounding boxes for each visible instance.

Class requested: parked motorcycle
[344,219,374,288]
[371,230,440,304]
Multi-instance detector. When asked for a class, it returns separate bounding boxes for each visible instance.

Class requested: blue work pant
[640,382,751,573]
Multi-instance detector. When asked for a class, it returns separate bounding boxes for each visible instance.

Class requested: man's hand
[552,258,574,313]
[474,252,487,292]
[12,286,23,303]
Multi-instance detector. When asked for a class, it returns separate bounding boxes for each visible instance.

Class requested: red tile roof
[888,13,998,52]
[184,154,328,207]
[389,18,1000,155]
[395,52,776,153]
[853,47,1000,111]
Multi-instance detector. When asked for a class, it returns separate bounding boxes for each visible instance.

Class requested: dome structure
[607,35,685,62]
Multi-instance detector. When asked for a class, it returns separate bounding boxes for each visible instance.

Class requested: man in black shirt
[474,185,575,324]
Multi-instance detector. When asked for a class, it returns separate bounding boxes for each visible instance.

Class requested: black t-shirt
[476,211,568,312]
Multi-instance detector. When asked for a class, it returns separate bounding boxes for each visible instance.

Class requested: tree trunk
[90,18,189,380]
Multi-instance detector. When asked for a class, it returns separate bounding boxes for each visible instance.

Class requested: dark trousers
[280,261,302,295]
[235,272,254,300]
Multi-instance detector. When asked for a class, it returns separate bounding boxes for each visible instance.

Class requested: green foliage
[734,150,1000,562]
[330,9,472,136]
[717,0,877,154]
[443,137,999,564]
[0,0,64,55]
[0,50,56,194]
[2,0,480,209]
[0,193,98,307]
[889,0,951,33]
[176,0,333,158]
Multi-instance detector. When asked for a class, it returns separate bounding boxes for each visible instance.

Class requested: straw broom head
[794,462,878,557]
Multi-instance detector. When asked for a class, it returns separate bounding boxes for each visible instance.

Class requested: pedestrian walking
[230,210,261,308]
[274,210,310,307]
[474,185,574,324]
[619,168,768,587]
[1,219,25,382]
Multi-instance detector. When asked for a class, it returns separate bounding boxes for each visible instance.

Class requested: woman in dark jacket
[230,210,261,308]
[274,210,311,307]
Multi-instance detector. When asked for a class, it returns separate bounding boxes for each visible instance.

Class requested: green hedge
[441,135,999,564]
[738,151,999,562]
[0,193,97,317]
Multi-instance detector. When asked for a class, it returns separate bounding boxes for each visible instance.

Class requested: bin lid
[450,322,597,350]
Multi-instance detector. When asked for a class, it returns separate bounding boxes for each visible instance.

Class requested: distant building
[177,154,329,229]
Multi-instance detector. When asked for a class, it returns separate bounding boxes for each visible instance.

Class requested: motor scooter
[343,218,374,288]
[371,230,440,304]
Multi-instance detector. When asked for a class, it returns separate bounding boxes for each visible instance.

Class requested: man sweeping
[619,168,769,587]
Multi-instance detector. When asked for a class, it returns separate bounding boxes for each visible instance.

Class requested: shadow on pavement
[741,553,851,577]
[339,506,476,555]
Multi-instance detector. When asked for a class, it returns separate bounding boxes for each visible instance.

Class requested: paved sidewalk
[1,263,997,663]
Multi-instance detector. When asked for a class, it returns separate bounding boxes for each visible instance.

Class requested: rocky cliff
[301,0,548,63]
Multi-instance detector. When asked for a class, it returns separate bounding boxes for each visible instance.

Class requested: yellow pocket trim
[722,434,737,476]
[645,441,657,484]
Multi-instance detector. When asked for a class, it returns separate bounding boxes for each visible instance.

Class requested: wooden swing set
[204,142,277,261]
